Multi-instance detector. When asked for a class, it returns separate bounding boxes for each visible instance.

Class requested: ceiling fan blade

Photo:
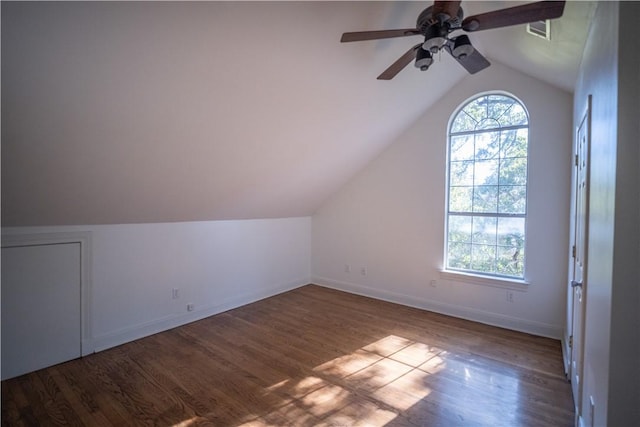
[377,44,422,80]
[446,44,491,74]
[462,1,565,32]
[341,29,421,43]
[433,1,462,20]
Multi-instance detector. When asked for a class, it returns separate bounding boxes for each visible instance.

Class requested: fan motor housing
[416,6,464,34]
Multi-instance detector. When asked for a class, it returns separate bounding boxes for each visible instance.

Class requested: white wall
[312,61,573,339]
[573,2,640,426]
[0,1,467,227]
[2,217,311,352]
[571,4,616,424]
[609,4,640,424]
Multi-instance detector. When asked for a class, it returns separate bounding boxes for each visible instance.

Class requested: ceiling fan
[341,1,566,80]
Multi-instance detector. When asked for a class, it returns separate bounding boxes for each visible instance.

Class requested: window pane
[448,215,472,243]
[463,97,488,124]
[496,245,524,277]
[450,135,475,160]
[499,157,527,186]
[474,131,500,160]
[450,161,474,186]
[473,186,498,213]
[448,242,471,270]
[471,244,496,273]
[474,159,499,185]
[498,186,527,214]
[449,187,473,212]
[501,103,528,126]
[451,113,477,134]
[487,96,516,123]
[497,217,525,247]
[501,128,528,158]
[472,216,497,245]
[497,217,525,277]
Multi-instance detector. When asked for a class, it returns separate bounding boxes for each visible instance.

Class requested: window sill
[439,270,529,291]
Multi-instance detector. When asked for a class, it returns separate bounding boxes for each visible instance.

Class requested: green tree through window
[446,94,528,279]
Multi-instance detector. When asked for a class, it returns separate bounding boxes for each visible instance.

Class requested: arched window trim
[446,91,529,132]
[443,92,530,283]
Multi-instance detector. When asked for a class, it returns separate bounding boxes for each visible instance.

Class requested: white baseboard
[91,277,309,352]
[312,276,563,339]
[90,275,562,352]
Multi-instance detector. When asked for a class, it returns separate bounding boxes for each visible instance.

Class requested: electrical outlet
[430,279,437,288]
[187,303,195,312]
[360,267,367,276]
[172,288,180,299]
[344,264,351,273]
[506,291,514,303]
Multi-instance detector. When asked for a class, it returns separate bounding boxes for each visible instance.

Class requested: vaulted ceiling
[1,1,594,226]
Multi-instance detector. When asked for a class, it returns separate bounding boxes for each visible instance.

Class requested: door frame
[2,231,94,356]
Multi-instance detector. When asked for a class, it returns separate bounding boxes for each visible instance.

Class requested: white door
[570,97,590,416]
[1,242,82,380]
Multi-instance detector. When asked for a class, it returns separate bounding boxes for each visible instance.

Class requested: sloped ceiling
[1,1,592,226]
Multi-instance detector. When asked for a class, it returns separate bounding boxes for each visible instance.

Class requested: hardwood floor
[2,285,574,426]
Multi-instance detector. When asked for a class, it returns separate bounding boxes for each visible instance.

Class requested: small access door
[1,242,82,380]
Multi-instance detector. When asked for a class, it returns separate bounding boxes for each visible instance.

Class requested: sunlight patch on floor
[172,417,214,427]
[301,384,352,417]
[320,399,398,426]
[345,357,415,392]
[313,349,383,378]
[229,335,448,426]
[361,335,414,357]
[174,333,528,426]
[389,341,443,367]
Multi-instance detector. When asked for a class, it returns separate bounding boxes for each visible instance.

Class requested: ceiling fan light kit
[415,48,434,71]
[341,1,566,80]
[422,24,448,53]
[452,35,474,59]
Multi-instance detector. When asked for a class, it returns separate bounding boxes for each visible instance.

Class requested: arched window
[445,93,529,279]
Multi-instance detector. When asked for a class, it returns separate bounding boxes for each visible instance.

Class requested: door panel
[1,243,82,380]
[570,96,590,416]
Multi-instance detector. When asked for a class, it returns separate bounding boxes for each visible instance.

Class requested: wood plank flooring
[2,284,574,426]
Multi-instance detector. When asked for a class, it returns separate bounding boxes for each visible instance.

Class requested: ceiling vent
[526,20,551,40]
